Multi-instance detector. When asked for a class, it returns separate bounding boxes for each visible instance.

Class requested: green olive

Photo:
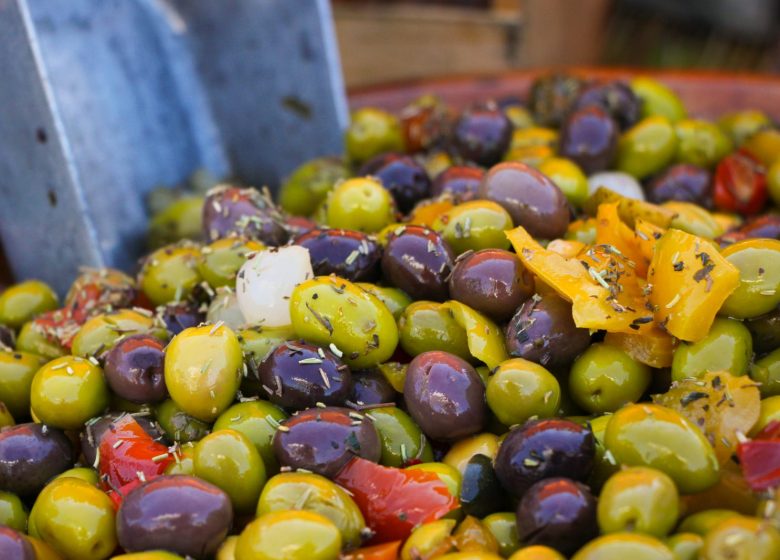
[664,201,723,239]
[0,280,58,329]
[30,356,109,430]
[164,324,243,422]
[356,283,412,320]
[155,399,211,443]
[717,110,772,147]
[290,276,398,368]
[164,442,195,475]
[509,547,566,560]
[214,400,288,474]
[483,512,520,558]
[398,301,470,361]
[617,116,678,179]
[147,196,204,249]
[443,433,500,476]
[671,318,752,381]
[235,510,342,560]
[0,350,44,419]
[238,325,296,365]
[573,533,674,560]
[701,516,780,560]
[486,358,560,426]
[720,239,780,319]
[345,107,404,164]
[674,119,732,168]
[216,536,239,560]
[405,462,462,498]
[15,322,66,359]
[139,243,202,306]
[752,395,780,435]
[71,309,166,358]
[538,157,589,208]
[665,533,703,560]
[401,518,456,560]
[28,536,69,560]
[678,510,741,536]
[605,403,720,494]
[325,177,396,233]
[198,238,265,289]
[569,343,651,414]
[750,349,780,398]
[741,128,780,167]
[0,490,27,532]
[768,159,780,207]
[369,406,433,467]
[29,477,116,560]
[257,472,365,548]
[194,429,266,513]
[598,467,680,537]
[113,552,185,560]
[278,156,350,217]
[631,77,686,122]
[433,201,514,255]
[0,402,13,428]
[55,467,99,486]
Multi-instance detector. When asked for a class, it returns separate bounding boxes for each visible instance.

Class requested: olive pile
[0,73,779,560]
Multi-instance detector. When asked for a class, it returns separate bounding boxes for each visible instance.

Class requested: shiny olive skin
[597,467,679,537]
[559,106,618,175]
[444,433,500,475]
[720,239,780,319]
[398,301,471,361]
[747,306,780,354]
[197,237,264,289]
[404,351,487,441]
[257,472,365,548]
[214,400,287,474]
[326,177,396,233]
[604,404,720,494]
[449,249,534,322]
[494,419,595,498]
[516,477,598,556]
[0,526,35,560]
[674,119,732,169]
[30,356,109,430]
[0,280,58,329]
[103,333,167,404]
[80,413,162,467]
[0,350,44,420]
[665,533,703,560]
[359,152,431,213]
[30,477,116,560]
[487,358,561,426]
[617,116,678,179]
[278,156,350,217]
[461,453,507,518]
[256,341,351,409]
[272,407,381,478]
[529,74,584,128]
[235,510,342,560]
[569,343,651,414]
[370,406,433,467]
[671,318,752,381]
[381,225,454,301]
[572,533,674,560]
[646,164,712,207]
[452,102,513,167]
[478,162,570,240]
[751,349,780,397]
[157,301,205,336]
[202,185,288,246]
[345,107,405,164]
[431,166,485,200]
[701,516,780,560]
[15,322,66,360]
[193,429,266,513]
[0,490,28,532]
[572,81,641,130]
[433,200,514,255]
[505,293,591,369]
[0,423,73,497]
[401,518,456,560]
[155,399,211,443]
[350,369,397,405]
[139,244,203,307]
[117,476,233,559]
[294,228,381,282]
[483,512,520,557]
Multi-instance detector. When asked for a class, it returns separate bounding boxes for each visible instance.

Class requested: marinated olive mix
[2,72,780,559]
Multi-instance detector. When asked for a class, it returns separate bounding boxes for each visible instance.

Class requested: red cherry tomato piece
[714,151,767,215]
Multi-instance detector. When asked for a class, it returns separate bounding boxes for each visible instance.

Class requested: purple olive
[430,165,485,200]
[449,249,534,322]
[156,301,205,336]
[0,423,74,497]
[494,418,595,498]
[478,162,570,240]
[350,369,397,406]
[359,153,431,213]
[516,477,598,556]
[559,106,619,175]
[257,341,351,409]
[80,413,163,467]
[505,293,591,369]
[273,407,381,478]
[572,81,641,130]
[294,228,381,282]
[0,527,34,560]
[404,351,487,441]
[381,225,454,301]
[202,185,288,246]
[103,334,167,404]
[452,102,513,167]
[646,164,712,207]
[117,475,233,559]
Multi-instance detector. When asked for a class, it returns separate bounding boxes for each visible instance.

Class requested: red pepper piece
[714,151,768,215]
[333,457,458,544]
[98,415,172,492]
[738,439,780,492]
[106,479,143,510]
[341,540,402,560]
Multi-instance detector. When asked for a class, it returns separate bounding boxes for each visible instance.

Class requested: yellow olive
[235,510,342,560]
